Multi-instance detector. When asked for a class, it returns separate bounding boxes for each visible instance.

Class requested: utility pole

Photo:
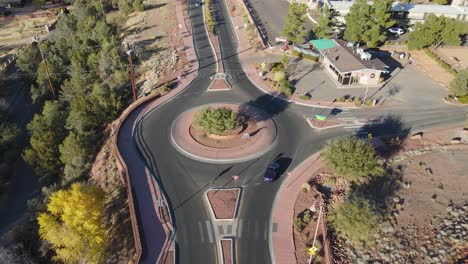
[126,49,137,102]
[35,39,56,98]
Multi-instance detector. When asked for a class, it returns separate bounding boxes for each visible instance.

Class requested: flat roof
[310,38,337,51]
[320,40,388,72]
[328,1,468,15]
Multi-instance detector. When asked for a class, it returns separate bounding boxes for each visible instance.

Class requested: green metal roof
[310,39,337,51]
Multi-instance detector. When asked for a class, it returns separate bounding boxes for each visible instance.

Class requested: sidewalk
[270,153,324,264]
[225,0,357,109]
[115,0,199,263]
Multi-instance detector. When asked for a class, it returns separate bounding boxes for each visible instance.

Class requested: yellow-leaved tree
[37,183,109,264]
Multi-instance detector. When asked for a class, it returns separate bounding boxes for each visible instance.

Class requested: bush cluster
[194,107,240,135]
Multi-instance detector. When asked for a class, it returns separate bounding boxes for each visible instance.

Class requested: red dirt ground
[293,188,326,264]
[207,189,239,219]
[221,239,232,264]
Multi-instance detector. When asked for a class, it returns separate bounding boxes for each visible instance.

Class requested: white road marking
[254,220,259,240]
[198,222,205,242]
[263,221,268,240]
[237,219,244,238]
[205,220,214,243]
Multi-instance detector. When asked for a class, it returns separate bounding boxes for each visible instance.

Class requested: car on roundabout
[263,162,281,182]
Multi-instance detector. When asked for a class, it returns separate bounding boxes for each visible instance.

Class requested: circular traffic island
[171,103,277,163]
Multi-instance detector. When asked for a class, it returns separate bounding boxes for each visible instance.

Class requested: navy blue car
[263,163,280,182]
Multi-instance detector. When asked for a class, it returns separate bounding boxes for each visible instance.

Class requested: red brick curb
[113,0,199,262]
[270,153,326,264]
[170,103,277,163]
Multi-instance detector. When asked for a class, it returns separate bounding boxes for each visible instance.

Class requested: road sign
[315,114,326,121]
[242,133,250,139]
[287,172,292,177]
[233,175,239,181]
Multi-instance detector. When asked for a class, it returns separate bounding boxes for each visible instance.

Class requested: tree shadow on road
[355,115,411,158]
[239,93,290,122]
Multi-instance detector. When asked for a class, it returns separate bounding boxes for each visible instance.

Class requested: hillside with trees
[1,0,147,263]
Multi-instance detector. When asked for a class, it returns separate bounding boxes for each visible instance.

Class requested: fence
[240,0,269,47]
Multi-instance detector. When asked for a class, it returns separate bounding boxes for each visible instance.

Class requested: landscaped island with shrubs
[193,107,242,136]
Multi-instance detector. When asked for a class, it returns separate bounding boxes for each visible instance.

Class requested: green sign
[315,115,326,121]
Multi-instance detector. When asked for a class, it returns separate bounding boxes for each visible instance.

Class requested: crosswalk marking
[237,220,244,238]
[205,220,214,243]
[198,222,205,242]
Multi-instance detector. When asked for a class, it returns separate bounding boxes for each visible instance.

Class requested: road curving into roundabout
[132,0,348,263]
[128,0,468,263]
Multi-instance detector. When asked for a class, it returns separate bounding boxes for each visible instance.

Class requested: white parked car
[388,28,405,35]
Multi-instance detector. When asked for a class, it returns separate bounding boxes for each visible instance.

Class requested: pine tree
[282,3,308,43]
[344,0,370,43]
[364,0,395,47]
[313,3,333,39]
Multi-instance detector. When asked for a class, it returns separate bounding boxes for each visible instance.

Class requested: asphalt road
[132,1,468,264]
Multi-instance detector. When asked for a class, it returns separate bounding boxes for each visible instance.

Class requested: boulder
[451,137,461,144]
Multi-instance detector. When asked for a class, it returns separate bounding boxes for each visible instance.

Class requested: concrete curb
[218,238,235,264]
[168,103,279,164]
[306,117,344,130]
[203,188,242,221]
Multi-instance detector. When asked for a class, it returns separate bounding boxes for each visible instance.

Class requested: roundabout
[170,103,277,163]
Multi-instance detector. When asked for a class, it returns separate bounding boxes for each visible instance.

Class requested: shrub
[194,107,240,135]
[280,80,293,96]
[450,70,468,97]
[337,96,346,102]
[303,210,312,224]
[271,62,284,72]
[132,0,144,12]
[299,94,311,100]
[301,183,311,193]
[457,95,468,104]
[293,217,303,233]
[273,71,286,82]
[328,197,380,245]
[322,136,383,181]
[161,83,172,93]
[354,98,362,106]
[365,100,373,106]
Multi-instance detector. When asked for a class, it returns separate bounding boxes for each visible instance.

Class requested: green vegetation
[450,70,468,97]
[313,4,333,38]
[328,197,380,245]
[424,49,457,76]
[19,1,130,183]
[12,1,136,262]
[273,71,286,82]
[194,107,240,135]
[38,183,108,264]
[205,0,216,34]
[282,3,308,43]
[408,14,468,50]
[458,95,468,104]
[291,51,320,62]
[344,0,394,47]
[280,79,294,96]
[322,136,383,181]
[299,94,311,100]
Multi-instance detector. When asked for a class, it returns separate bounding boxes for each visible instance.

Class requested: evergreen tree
[364,0,395,47]
[344,0,370,43]
[450,70,468,97]
[313,3,333,39]
[282,3,308,43]
[322,136,383,181]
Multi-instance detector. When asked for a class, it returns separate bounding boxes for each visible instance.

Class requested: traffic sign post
[233,175,239,188]
[242,133,250,139]
[315,114,326,121]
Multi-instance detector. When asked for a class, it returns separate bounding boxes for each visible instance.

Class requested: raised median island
[170,103,277,163]
[206,188,241,220]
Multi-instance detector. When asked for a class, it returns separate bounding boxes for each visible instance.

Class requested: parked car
[263,163,280,182]
[388,28,405,35]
